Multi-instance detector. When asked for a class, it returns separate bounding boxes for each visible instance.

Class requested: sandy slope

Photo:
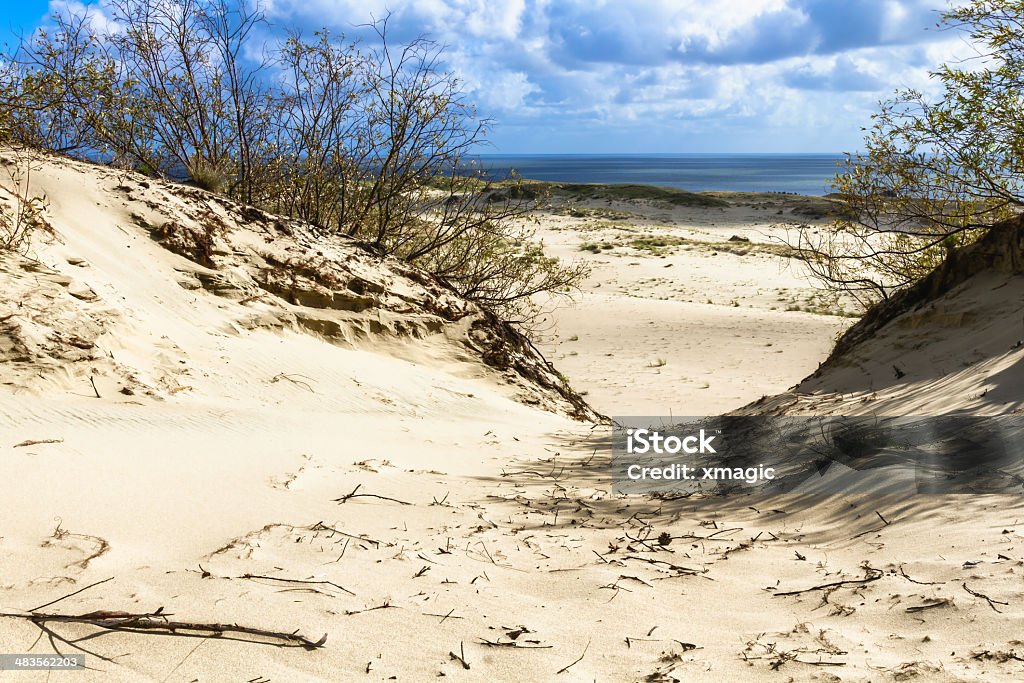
[745,215,1024,417]
[3,152,1024,682]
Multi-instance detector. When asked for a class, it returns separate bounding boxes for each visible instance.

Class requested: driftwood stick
[897,565,939,585]
[774,568,883,597]
[308,521,383,548]
[478,638,552,649]
[905,598,953,613]
[449,641,470,669]
[13,438,64,448]
[962,582,1008,613]
[344,601,393,616]
[333,484,412,506]
[270,373,315,393]
[0,610,328,650]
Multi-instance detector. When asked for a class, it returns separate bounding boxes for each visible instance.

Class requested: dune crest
[0,149,596,420]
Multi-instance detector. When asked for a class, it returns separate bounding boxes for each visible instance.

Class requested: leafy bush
[791,0,1024,307]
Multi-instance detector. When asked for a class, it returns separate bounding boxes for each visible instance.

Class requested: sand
[534,197,854,416]
[2,150,1023,682]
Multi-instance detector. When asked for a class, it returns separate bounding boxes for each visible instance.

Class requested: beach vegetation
[0,0,587,321]
[792,0,1024,307]
[0,150,52,253]
[546,182,728,208]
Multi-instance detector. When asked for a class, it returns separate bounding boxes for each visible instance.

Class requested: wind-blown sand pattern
[3,151,1024,681]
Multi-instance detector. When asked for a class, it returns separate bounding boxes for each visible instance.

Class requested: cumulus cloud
[25,0,968,152]
[46,0,120,34]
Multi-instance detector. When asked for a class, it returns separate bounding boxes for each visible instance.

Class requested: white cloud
[33,0,973,151]
[46,0,120,34]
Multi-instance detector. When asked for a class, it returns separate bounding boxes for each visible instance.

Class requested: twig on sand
[89,375,101,399]
[344,601,394,616]
[622,555,701,575]
[270,373,315,393]
[0,608,328,654]
[962,583,1008,613]
[240,573,355,596]
[479,638,551,649]
[905,597,953,612]
[308,521,382,548]
[424,609,463,622]
[333,484,411,506]
[875,510,891,526]
[556,640,590,675]
[30,577,114,612]
[13,438,64,448]
[449,641,470,670]
[625,637,697,651]
[850,524,888,540]
[774,567,883,597]
[897,565,939,585]
[477,541,497,565]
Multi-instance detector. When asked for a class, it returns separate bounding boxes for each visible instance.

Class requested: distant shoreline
[470,152,844,196]
[487,180,842,209]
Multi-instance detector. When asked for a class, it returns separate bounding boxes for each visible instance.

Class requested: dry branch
[309,521,383,548]
[13,438,64,448]
[905,597,953,613]
[333,484,411,506]
[30,577,114,612]
[897,565,939,585]
[0,609,327,651]
[556,640,590,675]
[344,601,394,616]
[962,582,1008,613]
[774,568,883,597]
[270,373,315,392]
[449,641,470,669]
[240,573,354,596]
[622,555,701,575]
[478,638,551,649]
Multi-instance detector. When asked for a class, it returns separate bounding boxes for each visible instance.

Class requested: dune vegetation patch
[0,1,590,327]
[553,205,638,220]
[547,182,729,207]
[580,232,797,258]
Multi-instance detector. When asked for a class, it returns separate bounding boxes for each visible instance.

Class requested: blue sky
[2,1,968,154]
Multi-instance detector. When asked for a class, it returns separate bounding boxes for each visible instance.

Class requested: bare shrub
[1,2,588,320]
[0,151,53,253]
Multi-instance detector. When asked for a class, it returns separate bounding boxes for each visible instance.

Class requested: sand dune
[3,151,1023,681]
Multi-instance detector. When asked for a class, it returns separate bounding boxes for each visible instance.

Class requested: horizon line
[473,151,850,157]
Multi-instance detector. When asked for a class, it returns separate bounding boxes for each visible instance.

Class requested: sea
[473,153,846,197]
